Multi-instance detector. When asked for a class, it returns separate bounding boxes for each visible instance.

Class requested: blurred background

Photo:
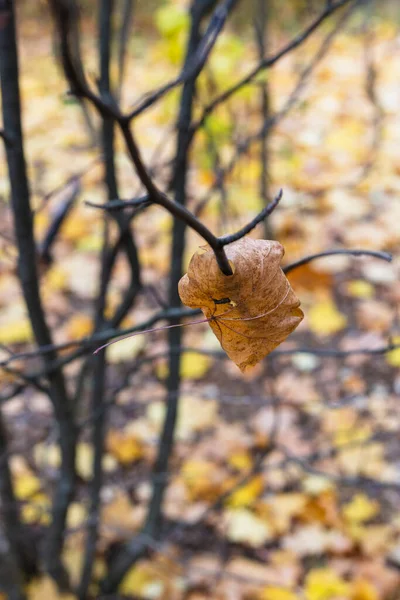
[0,0,399,598]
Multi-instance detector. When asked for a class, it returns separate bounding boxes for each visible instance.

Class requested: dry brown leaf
[178,238,303,371]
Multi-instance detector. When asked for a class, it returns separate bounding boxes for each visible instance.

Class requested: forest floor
[1,5,400,600]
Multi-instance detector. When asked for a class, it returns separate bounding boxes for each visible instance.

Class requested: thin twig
[283,249,392,274]
[125,0,239,120]
[49,0,282,277]
[194,1,357,216]
[85,194,150,211]
[191,0,356,133]
[219,190,282,245]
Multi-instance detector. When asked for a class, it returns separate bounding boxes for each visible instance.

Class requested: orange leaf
[178,238,303,371]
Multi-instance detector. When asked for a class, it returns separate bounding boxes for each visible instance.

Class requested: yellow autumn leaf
[65,313,93,339]
[67,502,87,529]
[76,233,103,252]
[386,336,400,367]
[325,120,366,158]
[102,491,141,534]
[27,576,75,599]
[308,299,347,336]
[0,319,32,344]
[181,459,224,501]
[21,493,51,526]
[227,475,264,508]
[107,334,145,364]
[302,475,333,496]
[228,450,253,472]
[226,508,273,547]
[155,4,189,37]
[305,568,350,600]
[357,524,392,556]
[45,265,68,291]
[346,280,374,299]
[342,494,379,524]
[75,442,116,480]
[106,430,144,465]
[118,558,177,598]
[157,351,211,380]
[62,546,84,588]
[147,395,217,440]
[338,443,384,478]
[266,493,308,534]
[259,586,298,600]
[62,213,91,242]
[334,423,371,447]
[14,471,41,500]
[119,564,155,597]
[34,443,61,469]
[351,579,379,600]
[76,442,93,480]
[34,211,50,237]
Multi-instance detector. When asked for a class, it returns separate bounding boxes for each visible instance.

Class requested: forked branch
[48,0,281,276]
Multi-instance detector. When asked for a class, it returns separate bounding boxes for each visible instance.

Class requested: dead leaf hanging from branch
[178,238,304,371]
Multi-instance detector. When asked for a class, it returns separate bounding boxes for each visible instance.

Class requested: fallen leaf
[106,430,144,465]
[13,471,41,500]
[181,459,224,501]
[352,524,392,556]
[227,475,264,508]
[157,351,211,380]
[0,319,32,344]
[34,443,61,469]
[119,557,180,598]
[224,556,298,587]
[342,494,379,524]
[107,334,145,364]
[26,576,75,600]
[67,502,87,529]
[76,442,94,480]
[259,587,298,600]
[351,579,379,600]
[225,508,273,547]
[305,567,350,600]
[283,524,351,557]
[346,280,374,299]
[44,265,68,291]
[386,336,400,367]
[65,313,93,339]
[357,300,393,332]
[147,395,217,441]
[308,299,347,337]
[21,493,51,526]
[102,491,143,535]
[264,493,307,534]
[179,238,303,371]
[228,450,253,472]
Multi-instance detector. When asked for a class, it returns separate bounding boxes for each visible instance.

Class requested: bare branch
[125,0,240,120]
[0,413,27,600]
[219,189,282,245]
[194,0,358,214]
[116,0,135,101]
[0,1,76,585]
[191,0,356,132]
[85,194,150,211]
[38,177,80,264]
[0,307,198,368]
[283,249,392,274]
